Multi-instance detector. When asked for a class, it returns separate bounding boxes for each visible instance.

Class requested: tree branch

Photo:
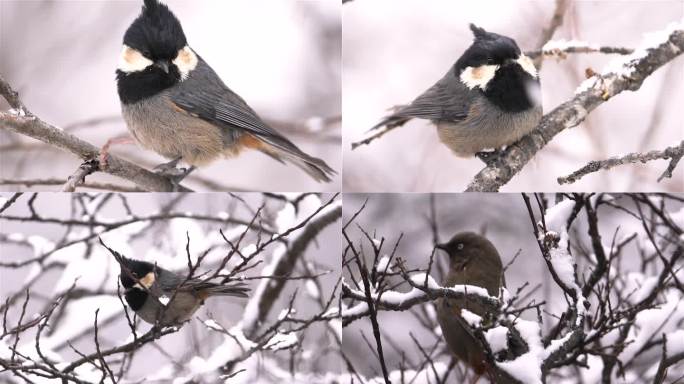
[557,141,684,185]
[0,75,191,192]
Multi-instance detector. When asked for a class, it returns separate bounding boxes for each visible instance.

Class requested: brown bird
[434,232,505,382]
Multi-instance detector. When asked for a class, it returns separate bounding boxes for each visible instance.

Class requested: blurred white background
[342,0,684,192]
[0,0,341,192]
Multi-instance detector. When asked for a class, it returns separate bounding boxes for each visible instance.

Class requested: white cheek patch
[118,45,153,73]
[139,272,155,289]
[173,46,198,80]
[460,65,499,90]
[516,54,538,78]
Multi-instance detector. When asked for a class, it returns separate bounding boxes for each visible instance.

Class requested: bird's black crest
[123,0,187,60]
[469,23,489,39]
[456,24,522,71]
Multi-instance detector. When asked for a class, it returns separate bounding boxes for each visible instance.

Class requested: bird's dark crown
[119,257,155,289]
[123,0,187,61]
[436,232,497,259]
[455,24,522,70]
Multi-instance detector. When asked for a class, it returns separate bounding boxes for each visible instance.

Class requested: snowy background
[0,192,342,383]
[0,0,341,192]
[342,0,684,192]
[341,193,684,383]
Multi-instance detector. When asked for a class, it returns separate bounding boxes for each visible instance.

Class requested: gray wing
[170,57,303,157]
[156,269,217,293]
[371,70,472,130]
[156,268,183,292]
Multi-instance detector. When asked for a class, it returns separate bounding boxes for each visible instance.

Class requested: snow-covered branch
[0,193,342,383]
[341,193,684,384]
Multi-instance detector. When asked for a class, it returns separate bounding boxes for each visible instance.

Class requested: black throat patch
[116,67,181,104]
[483,64,539,113]
[124,288,148,311]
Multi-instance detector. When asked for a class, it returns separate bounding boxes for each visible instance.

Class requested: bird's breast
[435,97,542,156]
[121,94,225,166]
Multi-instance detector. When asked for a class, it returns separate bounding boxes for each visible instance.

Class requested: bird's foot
[153,158,195,190]
[99,135,135,169]
[475,148,504,166]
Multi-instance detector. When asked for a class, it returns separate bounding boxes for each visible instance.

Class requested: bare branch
[0,75,191,192]
[557,141,684,185]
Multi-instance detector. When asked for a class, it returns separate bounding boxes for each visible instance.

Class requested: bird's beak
[154,60,170,73]
[435,243,447,251]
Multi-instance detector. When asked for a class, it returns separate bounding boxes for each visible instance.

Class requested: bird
[369,24,542,158]
[100,239,249,326]
[434,232,506,381]
[114,0,335,183]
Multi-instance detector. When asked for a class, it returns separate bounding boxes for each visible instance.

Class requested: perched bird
[370,24,542,157]
[101,240,249,325]
[434,232,506,379]
[115,0,335,182]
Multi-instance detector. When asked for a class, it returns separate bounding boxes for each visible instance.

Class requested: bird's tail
[259,138,336,183]
[369,115,412,132]
[203,282,250,298]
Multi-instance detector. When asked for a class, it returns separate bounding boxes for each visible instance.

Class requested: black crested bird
[370,24,542,158]
[114,0,335,183]
[100,239,248,325]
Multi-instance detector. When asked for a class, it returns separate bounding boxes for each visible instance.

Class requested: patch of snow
[376,255,392,273]
[485,326,509,354]
[543,199,576,233]
[265,331,298,350]
[275,203,296,233]
[542,39,599,52]
[305,280,320,299]
[497,319,544,384]
[242,243,287,330]
[204,319,224,332]
[666,329,684,356]
[549,231,578,292]
[460,309,482,327]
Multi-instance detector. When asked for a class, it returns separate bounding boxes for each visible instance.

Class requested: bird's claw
[99,152,110,170]
[153,159,195,190]
[475,149,503,166]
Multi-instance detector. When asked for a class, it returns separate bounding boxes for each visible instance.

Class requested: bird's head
[118,257,156,290]
[117,0,198,89]
[435,231,502,269]
[455,24,540,112]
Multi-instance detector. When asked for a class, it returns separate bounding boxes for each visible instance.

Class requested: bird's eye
[456,243,464,250]
[486,58,494,65]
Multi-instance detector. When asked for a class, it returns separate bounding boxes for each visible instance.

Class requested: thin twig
[557,141,684,185]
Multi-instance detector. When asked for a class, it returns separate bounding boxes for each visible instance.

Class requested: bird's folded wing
[392,73,472,122]
[170,59,303,156]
